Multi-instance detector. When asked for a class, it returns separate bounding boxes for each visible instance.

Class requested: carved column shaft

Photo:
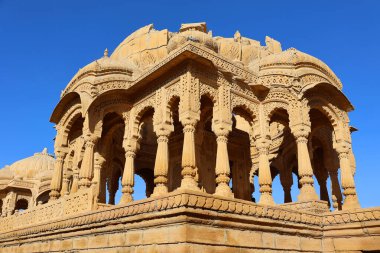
[329,170,342,211]
[93,152,106,203]
[61,177,70,196]
[79,136,98,189]
[214,135,233,197]
[119,150,135,204]
[257,139,274,205]
[180,123,200,190]
[152,135,170,196]
[71,167,79,194]
[337,144,360,210]
[292,126,318,201]
[50,150,66,200]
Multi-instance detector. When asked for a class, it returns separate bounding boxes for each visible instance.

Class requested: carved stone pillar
[280,172,293,203]
[249,140,259,203]
[79,135,99,189]
[329,169,342,210]
[292,125,318,202]
[70,137,84,194]
[152,134,170,197]
[214,133,233,198]
[119,149,135,204]
[180,120,200,191]
[108,174,118,205]
[49,149,67,200]
[93,152,106,202]
[336,143,360,210]
[61,176,70,196]
[71,167,79,194]
[98,163,107,203]
[257,138,274,205]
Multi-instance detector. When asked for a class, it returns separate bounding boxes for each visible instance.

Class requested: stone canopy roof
[60,22,343,99]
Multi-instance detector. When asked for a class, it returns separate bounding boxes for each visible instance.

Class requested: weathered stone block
[39,241,50,252]
[167,225,187,243]
[300,237,321,251]
[143,227,168,244]
[49,240,62,252]
[261,232,275,248]
[125,230,143,245]
[73,236,88,249]
[333,236,380,251]
[88,234,109,248]
[275,234,300,250]
[60,239,73,251]
[225,229,262,248]
[109,233,126,246]
[186,225,225,244]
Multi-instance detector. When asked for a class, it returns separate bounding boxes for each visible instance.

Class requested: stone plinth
[0,190,380,252]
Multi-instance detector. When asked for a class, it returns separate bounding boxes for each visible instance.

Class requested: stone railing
[0,187,94,233]
[323,206,380,225]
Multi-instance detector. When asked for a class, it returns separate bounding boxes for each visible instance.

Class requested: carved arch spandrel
[307,97,350,144]
[262,90,298,126]
[129,96,156,142]
[56,103,83,148]
[85,90,132,138]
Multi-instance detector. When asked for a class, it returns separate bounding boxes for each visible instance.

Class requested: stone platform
[0,189,380,252]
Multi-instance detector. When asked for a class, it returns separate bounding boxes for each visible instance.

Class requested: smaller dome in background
[4,148,55,180]
[0,165,14,180]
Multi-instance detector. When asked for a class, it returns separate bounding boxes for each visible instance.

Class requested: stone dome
[6,148,55,180]
[69,51,138,80]
[250,48,342,88]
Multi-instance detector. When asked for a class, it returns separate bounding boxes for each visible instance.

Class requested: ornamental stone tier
[0,22,379,253]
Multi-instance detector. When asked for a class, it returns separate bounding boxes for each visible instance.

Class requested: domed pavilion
[0,22,379,253]
[0,148,54,216]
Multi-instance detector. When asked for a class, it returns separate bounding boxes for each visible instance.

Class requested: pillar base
[297,185,319,202]
[119,194,133,205]
[342,196,361,210]
[259,193,275,206]
[214,183,234,199]
[179,176,200,192]
[49,191,60,201]
[151,185,168,198]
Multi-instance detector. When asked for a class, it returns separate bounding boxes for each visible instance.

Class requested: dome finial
[42,148,48,154]
[104,48,109,58]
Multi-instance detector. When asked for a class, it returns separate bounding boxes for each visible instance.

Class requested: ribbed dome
[249,48,342,89]
[7,148,55,179]
[67,51,138,81]
[258,48,331,67]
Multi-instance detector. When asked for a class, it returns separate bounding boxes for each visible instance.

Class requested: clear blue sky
[0,1,379,207]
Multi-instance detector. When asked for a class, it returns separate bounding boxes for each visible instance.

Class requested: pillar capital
[179,110,200,128]
[84,133,99,146]
[54,148,67,160]
[122,137,139,154]
[291,123,311,140]
[335,141,351,157]
[256,137,271,153]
